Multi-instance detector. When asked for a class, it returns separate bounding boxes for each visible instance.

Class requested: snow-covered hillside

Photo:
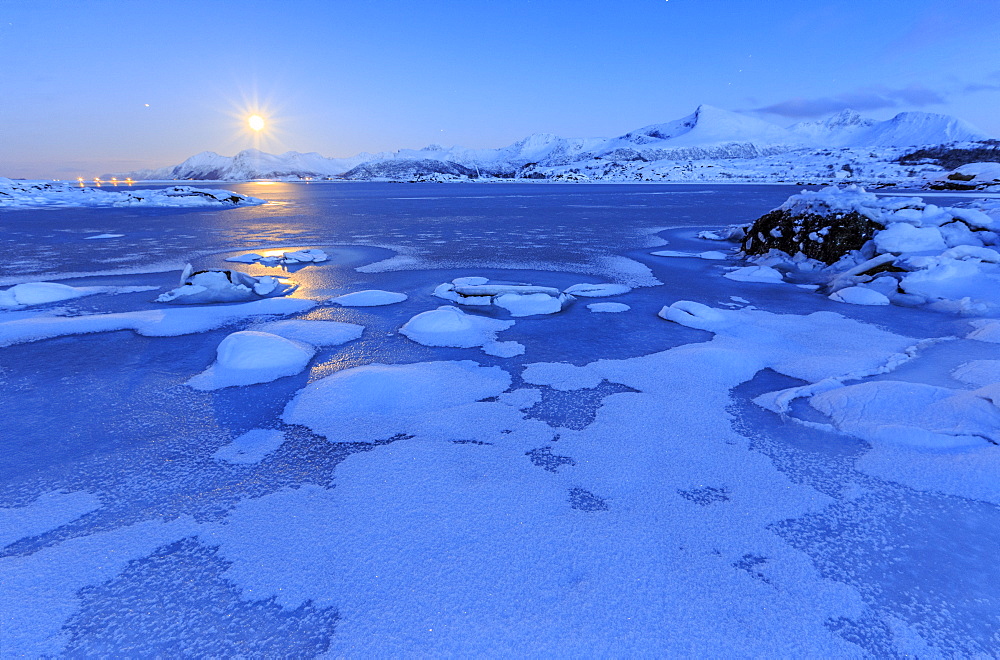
[115,106,995,184]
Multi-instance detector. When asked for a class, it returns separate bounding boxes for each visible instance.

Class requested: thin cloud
[754,86,946,119]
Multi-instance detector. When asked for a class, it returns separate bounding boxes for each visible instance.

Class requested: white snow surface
[281,360,514,443]
[186,331,316,390]
[329,290,408,306]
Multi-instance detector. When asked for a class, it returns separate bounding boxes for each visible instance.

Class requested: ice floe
[282,360,513,442]
[651,250,728,260]
[225,249,328,266]
[588,302,630,313]
[400,305,523,357]
[329,290,407,306]
[213,429,288,464]
[432,276,630,317]
[157,267,293,304]
[433,277,571,314]
[562,282,631,297]
[187,331,316,390]
[0,490,102,548]
[0,180,264,209]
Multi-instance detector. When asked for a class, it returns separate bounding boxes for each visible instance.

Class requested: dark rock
[741,208,883,265]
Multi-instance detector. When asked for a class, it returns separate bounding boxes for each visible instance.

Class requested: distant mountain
[789,109,988,147]
[114,106,994,183]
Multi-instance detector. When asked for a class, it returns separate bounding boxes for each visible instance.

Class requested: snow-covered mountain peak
[870,111,989,146]
[624,105,802,148]
[821,109,874,129]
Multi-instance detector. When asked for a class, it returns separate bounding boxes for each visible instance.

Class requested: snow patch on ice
[563,283,631,297]
[952,360,1000,387]
[282,360,513,443]
[329,290,407,306]
[588,302,630,313]
[0,297,316,347]
[225,249,328,266]
[0,491,102,549]
[522,362,604,391]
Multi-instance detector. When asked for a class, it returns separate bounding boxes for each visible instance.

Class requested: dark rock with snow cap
[741,207,882,264]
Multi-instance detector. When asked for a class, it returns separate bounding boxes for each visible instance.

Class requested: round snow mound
[187,331,316,390]
[216,331,314,370]
[828,286,891,306]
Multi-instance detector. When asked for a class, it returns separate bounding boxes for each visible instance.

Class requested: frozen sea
[1,182,998,656]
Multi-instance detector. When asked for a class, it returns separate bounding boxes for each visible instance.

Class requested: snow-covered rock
[1,282,96,307]
[187,330,316,390]
[399,305,523,357]
[724,266,785,283]
[157,267,293,304]
[734,187,1000,314]
[828,286,890,305]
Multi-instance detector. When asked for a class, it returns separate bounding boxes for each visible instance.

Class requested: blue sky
[2,0,998,178]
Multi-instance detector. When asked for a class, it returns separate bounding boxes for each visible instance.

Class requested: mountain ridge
[113,106,993,183]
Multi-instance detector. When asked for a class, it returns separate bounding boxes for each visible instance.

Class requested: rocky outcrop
[741,207,883,264]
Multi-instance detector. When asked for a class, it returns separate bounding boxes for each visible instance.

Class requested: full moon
[248,114,265,132]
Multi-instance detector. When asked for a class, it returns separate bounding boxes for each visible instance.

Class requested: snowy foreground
[2,183,1000,655]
